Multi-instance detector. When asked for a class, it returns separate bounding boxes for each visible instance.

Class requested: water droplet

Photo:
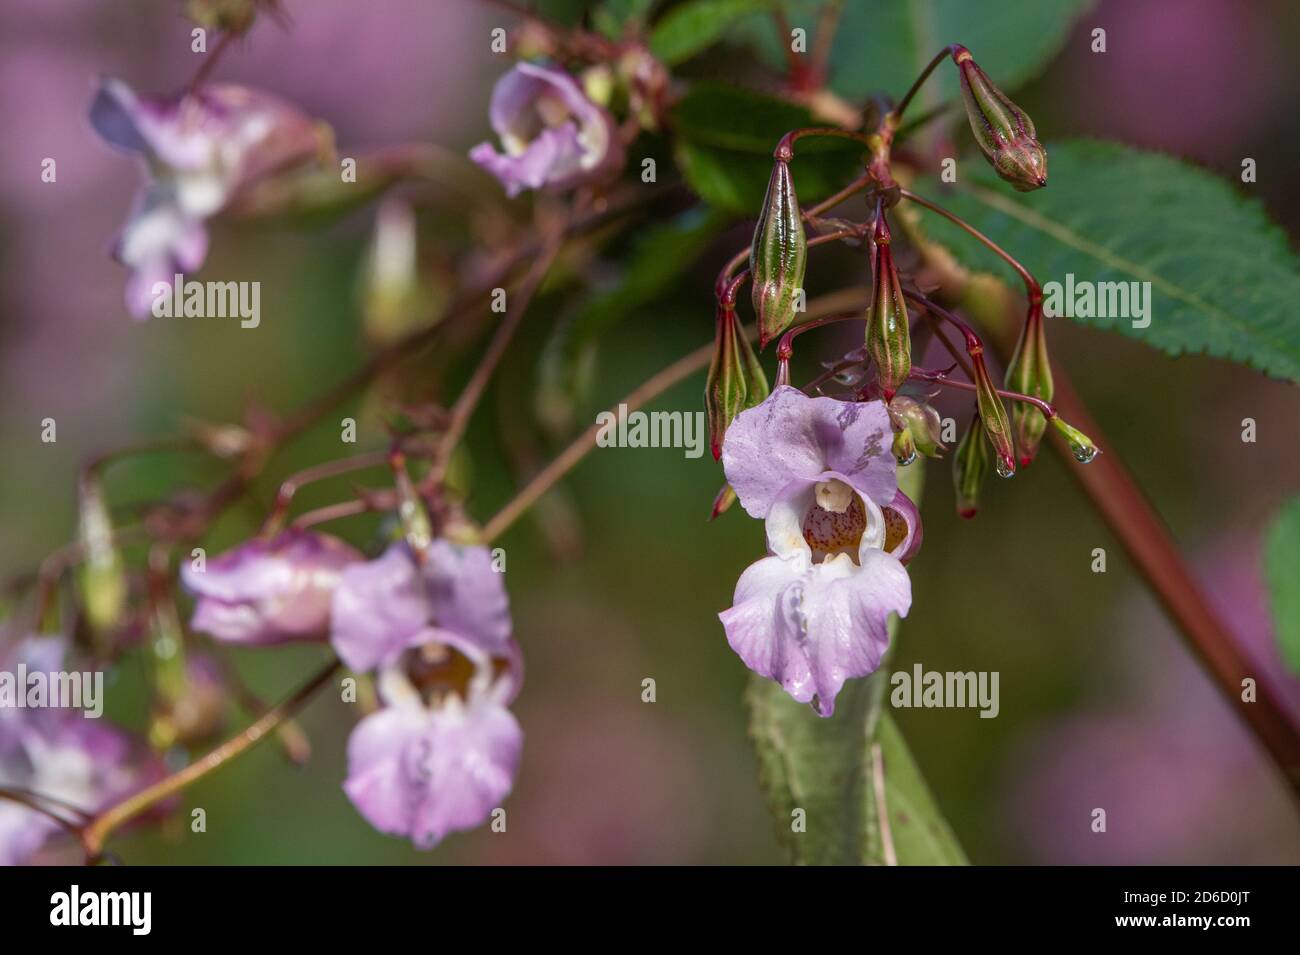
[1072,444,1098,464]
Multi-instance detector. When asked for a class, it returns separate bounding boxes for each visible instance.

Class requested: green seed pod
[953,45,1047,192]
[1004,303,1054,466]
[1051,416,1100,463]
[76,472,128,634]
[866,215,911,399]
[972,350,1017,477]
[750,159,807,348]
[953,411,991,519]
[706,305,749,460]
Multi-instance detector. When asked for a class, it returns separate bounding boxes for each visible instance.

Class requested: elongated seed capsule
[971,348,1017,477]
[953,411,991,519]
[1004,303,1054,466]
[865,214,911,400]
[706,303,748,460]
[750,158,807,348]
[953,44,1047,191]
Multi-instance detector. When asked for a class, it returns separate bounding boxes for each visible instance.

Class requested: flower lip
[376,627,523,714]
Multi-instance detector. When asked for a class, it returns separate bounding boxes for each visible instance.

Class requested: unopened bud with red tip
[952,45,1047,192]
[706,305,767,460]
[710,483,737,520]
[750,158,807,348]
[1051,417,1100,463]
[971,349,1017,477]
[890,396,946,458]
[953,412,990,519]
[866,214,911,399]
[1003,303,1054,466]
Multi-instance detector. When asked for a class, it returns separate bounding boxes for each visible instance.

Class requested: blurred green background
[1,0,1298,864]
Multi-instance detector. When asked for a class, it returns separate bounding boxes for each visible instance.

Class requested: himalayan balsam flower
[331,542,522,849]
[90,77,324,317]
[718,387,920,716]
[181,530,361,646]
[0,637,154,866]
[469,62,623,198]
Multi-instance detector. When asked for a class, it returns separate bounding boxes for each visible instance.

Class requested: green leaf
[650,0,776,65]
[916,140,1300,381]
[671,83,863,212]
[744,463,966,865]
[1264,497,1300,675]
[536,207,729,431]
[740,0,1092,102]
[746,665,967,865]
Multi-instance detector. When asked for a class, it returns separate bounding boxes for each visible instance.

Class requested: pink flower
[89,77,325,317]
[0,636,157,866]
[181,530,361,646]
[332,542,521,848]
[469,62,623,198]
[718,387,920,716]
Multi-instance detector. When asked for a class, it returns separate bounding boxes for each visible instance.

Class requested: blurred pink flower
[469,62,622,198]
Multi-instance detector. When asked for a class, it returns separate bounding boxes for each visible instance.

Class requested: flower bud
[710,483,737,521]
[972,350,1017,477]
[953,413,990,519]
[750,159,807,348]
[953,45,1047,191]
[890,395,946,458]
[892,426,917,466]
[706,305,767,460]
[76,473,128,634]
[866,215,911,399]
[1003,304,1054,466]
[360,199,445,345]
[1051,416,1100,463]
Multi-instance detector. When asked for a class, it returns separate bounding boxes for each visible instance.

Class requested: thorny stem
[80,656,341,860]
